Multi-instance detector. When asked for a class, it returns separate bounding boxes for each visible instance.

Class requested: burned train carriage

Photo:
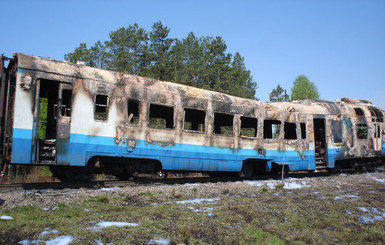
[0,53,384,180]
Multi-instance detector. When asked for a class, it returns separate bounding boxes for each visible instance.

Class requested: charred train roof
[13,53,385,119]
[14,53,264,109]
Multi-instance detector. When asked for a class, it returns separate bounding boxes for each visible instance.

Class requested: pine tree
[269,85,289,102]
[64,22,258,100]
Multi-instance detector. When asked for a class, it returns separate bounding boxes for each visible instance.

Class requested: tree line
[65,21,319,102]
[269,75,319,102]
[65,21,257,100]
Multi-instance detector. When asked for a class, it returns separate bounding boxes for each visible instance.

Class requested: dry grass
[1,169,385,244]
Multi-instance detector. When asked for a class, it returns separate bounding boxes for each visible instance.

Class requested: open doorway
[35,79,72,164]
[314,118,327,168]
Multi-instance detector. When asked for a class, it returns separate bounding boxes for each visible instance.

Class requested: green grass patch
[1,173,385,244]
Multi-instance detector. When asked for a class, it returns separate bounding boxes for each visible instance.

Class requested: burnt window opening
[354,108,364,116]
[300,123,306,139]
[94,94,109,121]
[127,100,140,125]
[374,124,381,138]
[369,109,376,117]
[284,122,297,140]
[183,108,206,132]
[332,121,343,143]
[357,124,368,139]
[149,104,174,129]
[240,116,258,138]
[214,112,234,136]
[368,106,384,122]
[61,89,72,117]
[264,120,281,139]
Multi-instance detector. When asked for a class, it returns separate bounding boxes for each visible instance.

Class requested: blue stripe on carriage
[11,128,33,163]
[68,133,316,172]
[12,128,360,172]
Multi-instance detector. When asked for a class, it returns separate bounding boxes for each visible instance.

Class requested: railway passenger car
[0,53,384,180]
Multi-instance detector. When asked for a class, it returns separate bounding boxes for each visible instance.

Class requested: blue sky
[1,0,384,109]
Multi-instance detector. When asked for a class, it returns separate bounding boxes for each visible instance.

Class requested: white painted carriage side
[13,73,34,130]
[70,90,122,137]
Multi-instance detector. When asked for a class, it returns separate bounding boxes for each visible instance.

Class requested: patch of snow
[96,221,138,228]
[371,207,379,213]
[373,215,384,221]
[18,240,35,245]
[245,179,310,190]
[339,173,347,177]
[0,215,13,220]
[184,183,200,188]
[374,167,385,171]
[284,177,298,180]
[188,206,214,217]
[95,240,104,245]
[358,207,368,212]
[243,180,263,187]
[176,198,219,205]
[266,182,276,189]
[84,208,90,212]
[358,216,374,225]
[100,187,122,191]
[18,228,63,245]
[283,181,310,190]
[335,195,359,200]
[371,176,385,184]
[147,237,171,245]
[87,221,139,232]
[45,235,74,245]
[39,227,58,238]
[52,206,59,211]
[357,206,385,225]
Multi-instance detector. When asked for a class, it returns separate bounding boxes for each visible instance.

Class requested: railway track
[0,169,354,193]
[0,175,244,193]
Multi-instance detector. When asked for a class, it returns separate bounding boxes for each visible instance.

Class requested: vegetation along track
[0,168,370,193]
[1,167,385,244]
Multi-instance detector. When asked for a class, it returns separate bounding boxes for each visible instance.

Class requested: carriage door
[35,80,72,164]
[314,118,328,169]
[56,83,72,164]
[374,124,382,152]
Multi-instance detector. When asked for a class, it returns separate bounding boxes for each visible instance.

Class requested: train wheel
[50,166,92,182]
[114,173,131,181]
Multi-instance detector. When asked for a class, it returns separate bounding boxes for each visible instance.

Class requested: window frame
[182,108,206,133]
[126,99,141,126]
[213,112,234,136]
[240,116,258,138]
[263,119,281,140]
[332,120,343,144]
[356,123,368,139]
[300,122,307,139]
[94,94,110,122]
[284,122,297,140]
[148,103,175,130]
